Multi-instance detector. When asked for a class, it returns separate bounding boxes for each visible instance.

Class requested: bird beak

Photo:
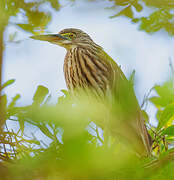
[30,34,68,42]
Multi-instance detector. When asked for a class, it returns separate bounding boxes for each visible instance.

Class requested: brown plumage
[31,28,152,156]
[58,29,112,95]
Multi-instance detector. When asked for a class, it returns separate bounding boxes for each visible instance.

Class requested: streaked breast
[63,47,112,96]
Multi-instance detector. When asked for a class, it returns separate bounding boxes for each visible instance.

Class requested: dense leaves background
[1,0,174,179]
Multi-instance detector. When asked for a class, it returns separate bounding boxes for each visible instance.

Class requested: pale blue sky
[3,0,174,126]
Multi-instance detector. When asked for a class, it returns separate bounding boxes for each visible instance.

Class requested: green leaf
[49,0,61,10]
[17,24,35,33]
[145,0,174,8]
[27,10,51,28]
[162,125,174,136]
[1,79,15,90]
[115,0,129,6]
[139,9,174,35]
[61,89,69,96]
[110,5,133,19]
[33,85,49,105]
[150,81,174,107]
[132,2,143,12]
[132,18,140,23]
[128,70,135,87]
[149,96,164,108]
[155,83,174,101]
[8,94,21,108]
[158,104,174,129]
[156,110,162,122]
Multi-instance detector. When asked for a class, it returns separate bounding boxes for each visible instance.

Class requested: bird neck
[67,43,102,54]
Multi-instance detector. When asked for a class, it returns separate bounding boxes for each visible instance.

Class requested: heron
[30,28,152,156]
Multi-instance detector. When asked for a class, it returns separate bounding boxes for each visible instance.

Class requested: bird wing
[98,49,152,156]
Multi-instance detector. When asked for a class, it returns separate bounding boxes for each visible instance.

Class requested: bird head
[30,28,95,50]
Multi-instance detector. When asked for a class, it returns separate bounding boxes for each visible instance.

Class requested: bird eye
[69,34,75,39]
[62,33,75,40]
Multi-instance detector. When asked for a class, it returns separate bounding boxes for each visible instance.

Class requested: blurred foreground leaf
[1,79,15,90]
[162,125,174,136]
[158,104,174,129]
[32,85,49,105]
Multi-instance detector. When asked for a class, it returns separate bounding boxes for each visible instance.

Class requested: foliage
[2,0,174,36]
[1,0,174,179]
[0,0,62,130]
[84,0,174,35]
[0,77,173,179]
[148,77,174,155]
[1,0,60,33]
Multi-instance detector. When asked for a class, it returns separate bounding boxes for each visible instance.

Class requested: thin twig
[141,87,154,109]
[96,127,104,144]
[169,57,174,74]
[5,123,17,158]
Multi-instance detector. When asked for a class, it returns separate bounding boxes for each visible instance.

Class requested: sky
[3,0,174,126]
